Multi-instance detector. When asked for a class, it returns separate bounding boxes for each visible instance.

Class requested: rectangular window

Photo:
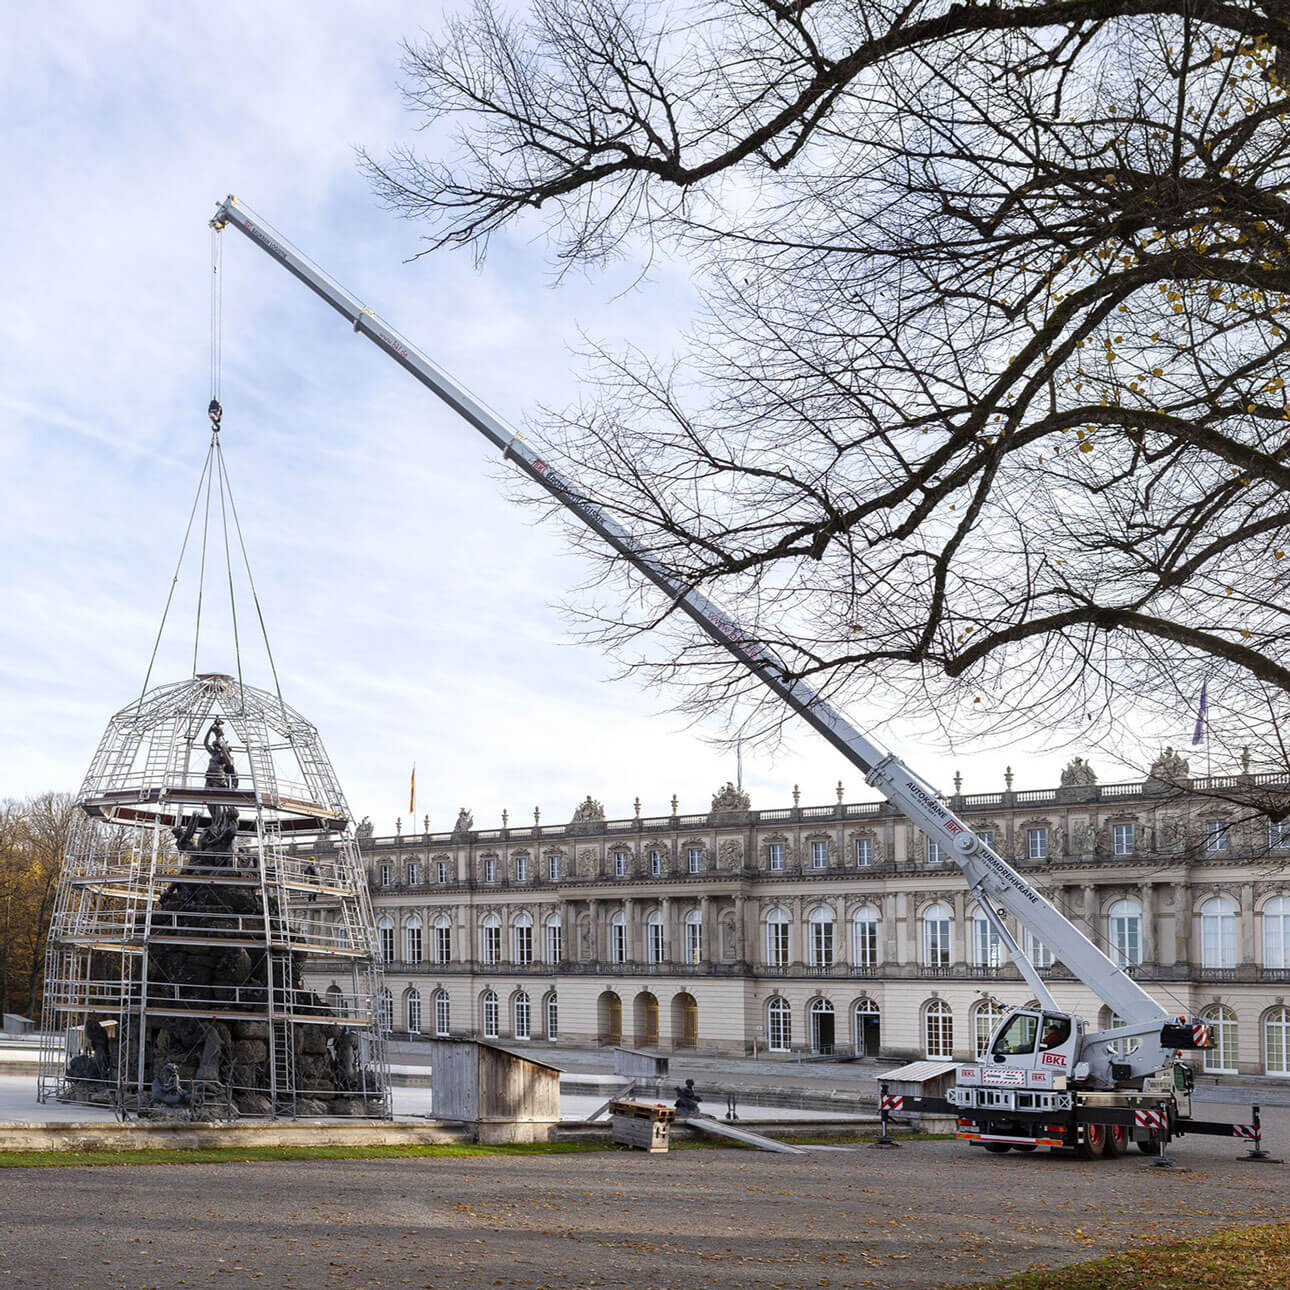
[483,857,497,883]
[514,923,533,965]
[614,851,628,877]
[975,830,995,848]
[406,924,422,964]
[1205,820,1229,852]
[1024,930,1053,970]
[687,847,702,874]
[810,840,828,869]
[482,924,501,965]
[923,918,950,968]
[1270,821,1290,850]
[685,920,703,965]
[482,994,499,1039]
[379,864,391,887]
[767,921,789,968]
[768,843,785,871]
[610,921,627,964]
[435,924,451,965]
[406,863,418,886]
[1201,911,1237,969]
[1112,823,1135,856]
[972,919,1003,968]
[436,861,448,883]
[407,994,421,1034]
[1109,914,1142,967]
[650,850,663,876]
[516,855,528,882]
[768,1003,791,1052]
[434,992,450,1037]
[513,995,531,1041]
[853,918,878,968]
[854,837,872,867]
[927,839,941,864]
[810,920,834,967]
[547,855,560,881]
[379,924,394,964]
[545,921,563,964]
[1027,828,1048,860]
[647,921,665,964]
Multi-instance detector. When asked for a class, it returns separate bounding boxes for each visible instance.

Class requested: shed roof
[882,1059,958,1083]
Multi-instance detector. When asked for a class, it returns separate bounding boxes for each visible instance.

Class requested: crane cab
[985,1007,1081,1079]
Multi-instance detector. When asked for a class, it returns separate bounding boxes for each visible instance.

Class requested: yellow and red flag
[409,763,416,817]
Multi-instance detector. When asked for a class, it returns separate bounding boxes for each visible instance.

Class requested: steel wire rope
[213,439,292,733]
[135,439,216,712]
[213,436,246,717]
[191,434,217,679]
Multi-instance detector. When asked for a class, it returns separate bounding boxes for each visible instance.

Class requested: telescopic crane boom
[211,194,1201,1087]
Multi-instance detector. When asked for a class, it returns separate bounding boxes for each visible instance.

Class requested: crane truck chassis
[209,195,1273,1163]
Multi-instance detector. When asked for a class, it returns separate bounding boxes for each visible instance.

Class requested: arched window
[1264,897,1290,969]
[971,912,1004,969]
[765,908,790,968]
[379,987,393,1034]
[1107,899,1143,967]
[1201,1004,1238,1074]
[513,911,534,965]
[405,914,423,964]
[972,1000,1006,1058]
[808,907,834,968]
[610,910,627,964]
[1266,1006,1290,1076]
[481,989,500,1039]
[767,996,792,1052]
[406,987,421,1034]
[852,906,880,969]
[853,998,880,1056]
[544,991,558,1040]
[1200,897,1238,969]
[544,913,563,964]
[481,913,501,965]
[924,1000,953,1058]
[646,910,665,964]
[684,909,703,965]
[922,903,952,968]
[513,990,531,1040]
[433,989,450,1037]
[809,998,836,1054]
[433,915,452,965]
[377,916,394,965]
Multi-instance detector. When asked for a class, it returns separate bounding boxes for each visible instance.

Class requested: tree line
[0,793,75,1023]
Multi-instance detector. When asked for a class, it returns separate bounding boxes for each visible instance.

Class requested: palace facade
[304,753,1290,1076]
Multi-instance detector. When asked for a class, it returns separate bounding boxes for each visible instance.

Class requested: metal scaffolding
[38,673,391,1120]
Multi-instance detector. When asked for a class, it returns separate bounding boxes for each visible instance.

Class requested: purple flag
[1191,679,1208,746]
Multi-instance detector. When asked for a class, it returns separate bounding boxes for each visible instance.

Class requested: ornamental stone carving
[570,795,606,824]
[718,839,744,868]
[711,781,752,812]
[1060,757,1098,787]
[1147,747,1190,790]
[452,808,474,837]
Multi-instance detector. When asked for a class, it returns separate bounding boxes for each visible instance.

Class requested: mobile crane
[210,194,1268,1160]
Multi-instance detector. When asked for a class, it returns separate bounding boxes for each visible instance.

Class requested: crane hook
[208,399,223,433]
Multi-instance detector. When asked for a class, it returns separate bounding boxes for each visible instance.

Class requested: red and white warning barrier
[880,1094,904,1112]
[1233,1124,1258,1139]
[1192,1023,1210,1048]
[1135,1108,1166,1130]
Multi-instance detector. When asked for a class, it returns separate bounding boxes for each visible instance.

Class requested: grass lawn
[972,1222,1290,1289]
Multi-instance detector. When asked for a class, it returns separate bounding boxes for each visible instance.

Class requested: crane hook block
[208,399,223,431]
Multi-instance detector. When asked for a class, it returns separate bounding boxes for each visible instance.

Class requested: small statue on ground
[151,1060,189,1108]
[674,1078,702,1118]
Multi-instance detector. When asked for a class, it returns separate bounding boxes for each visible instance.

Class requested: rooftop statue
[711,781,751,812]
[453,808,474,836]
[1059,757,1098,788]
[570,795,605,824]
[1149,746,1191,784]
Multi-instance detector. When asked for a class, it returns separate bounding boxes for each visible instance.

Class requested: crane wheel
[984,1143,1011,1153]
[1102,1125,1128,1158]
[1136,1134,1160,1155]
[1076,1122,1106,1160]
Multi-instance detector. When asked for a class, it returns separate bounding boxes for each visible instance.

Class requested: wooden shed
[881,1059,958,1132]
[428,1040,562,1143]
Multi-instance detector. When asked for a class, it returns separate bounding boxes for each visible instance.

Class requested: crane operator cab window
[991,1011,1039,1057]
[1039,1015,1071,1051]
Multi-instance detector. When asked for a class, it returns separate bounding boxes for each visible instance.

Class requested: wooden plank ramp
[683,1115,805,1154]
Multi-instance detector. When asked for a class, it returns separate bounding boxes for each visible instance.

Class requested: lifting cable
[136,221,290,729]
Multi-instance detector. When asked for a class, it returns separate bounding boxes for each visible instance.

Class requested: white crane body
[212,195,1263,1160]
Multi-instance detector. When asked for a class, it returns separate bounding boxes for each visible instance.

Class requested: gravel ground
[0,1104,1285,1290]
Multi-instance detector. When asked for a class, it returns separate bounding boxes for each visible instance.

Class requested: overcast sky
[0,2,1197,835]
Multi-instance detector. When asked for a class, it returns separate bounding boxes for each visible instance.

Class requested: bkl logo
[1041,1052,1066,1066]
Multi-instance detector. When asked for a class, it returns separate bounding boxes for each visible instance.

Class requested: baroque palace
[303,751,1290,1076]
